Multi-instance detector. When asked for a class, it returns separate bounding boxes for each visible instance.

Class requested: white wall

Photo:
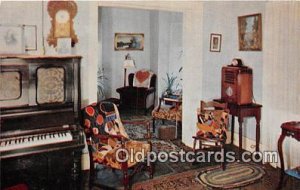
[101,7,151,98]
[202,2,265,140]
[0,1,98,106]
[98,1,204,147]
[100,7,183,99]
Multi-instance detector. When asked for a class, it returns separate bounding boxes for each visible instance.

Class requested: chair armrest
[109,134,129,141]
[93,134,128,142]
[116,86,133,93]
[145,87,155,95]
[93,134,109,140]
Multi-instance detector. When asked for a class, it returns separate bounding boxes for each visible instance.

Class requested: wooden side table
[277,121,300,175]
[214,99,262,156]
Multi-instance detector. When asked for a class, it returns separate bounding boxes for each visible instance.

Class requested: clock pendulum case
[47,0,78,47]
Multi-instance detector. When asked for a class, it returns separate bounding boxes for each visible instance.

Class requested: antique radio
[221,65,253,105]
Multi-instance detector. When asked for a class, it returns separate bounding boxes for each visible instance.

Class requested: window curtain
[262,2,300,169]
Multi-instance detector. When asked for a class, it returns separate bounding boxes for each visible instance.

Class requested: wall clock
[47,0,78,47]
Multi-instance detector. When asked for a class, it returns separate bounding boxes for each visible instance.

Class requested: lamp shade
[123,59,135,68]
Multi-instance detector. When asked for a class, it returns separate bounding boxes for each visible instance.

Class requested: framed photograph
[238,13,262,51]
[0,24,25,54]
[24,25,37,51]
[114,33,144,51]
[210,33,222,52]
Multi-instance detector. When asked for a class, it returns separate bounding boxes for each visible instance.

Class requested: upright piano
[0,55,85,189]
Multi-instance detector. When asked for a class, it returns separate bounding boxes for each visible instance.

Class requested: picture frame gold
[238,13,262,51]
[210,33,222,52]
[114,33,144,51]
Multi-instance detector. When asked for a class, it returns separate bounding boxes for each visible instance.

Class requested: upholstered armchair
[116,70,156,114]
[192,101,229,170]
[81,101,153,189]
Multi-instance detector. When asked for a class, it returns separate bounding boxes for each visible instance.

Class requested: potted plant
[97,66,107,101]
[162,67,182,97]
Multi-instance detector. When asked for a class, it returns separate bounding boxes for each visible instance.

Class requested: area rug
[124,122,149,140]
[132,169,203,190]
[151,139,181,153]
[124,122,181,153]
[132,163,270,190]
[196,162,266,189]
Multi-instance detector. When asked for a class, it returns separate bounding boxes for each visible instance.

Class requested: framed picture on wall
[114,33,144,51]
[238,13,262,51]
[24,25,37,51]
[0,24,25,54]
[210,33,222,52]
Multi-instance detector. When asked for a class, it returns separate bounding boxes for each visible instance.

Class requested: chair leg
[193,138,197,152]
[152,118,156,134]
[148,162,154,179]
[123,169,129,190]
[221,142,226,170]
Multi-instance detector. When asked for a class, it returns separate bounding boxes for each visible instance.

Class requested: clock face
[232,59,238,66]
[55,10,70,23]
[225,86,233,97]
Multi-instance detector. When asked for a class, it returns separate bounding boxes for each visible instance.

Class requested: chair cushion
[133,69,153,88]
[196,110,228,140]
[92,140,150,169]
[82,101,151,169]
[152,105,182,121]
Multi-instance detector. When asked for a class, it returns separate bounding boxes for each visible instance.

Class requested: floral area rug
[132,169,204,190]
[123,122,181,153]
[124,122,150,140]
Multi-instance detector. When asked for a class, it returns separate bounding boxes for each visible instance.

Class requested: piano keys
[0,131,73,151]
[0,125,84,159]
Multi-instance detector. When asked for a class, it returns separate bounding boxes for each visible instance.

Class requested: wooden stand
[214,99,262,158]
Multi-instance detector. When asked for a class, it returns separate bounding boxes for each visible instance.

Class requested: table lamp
[123,54,135,86]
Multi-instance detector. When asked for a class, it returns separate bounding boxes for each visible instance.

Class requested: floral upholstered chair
[152,97,182,135]
[82,101,153,189]
[192,100,229,170]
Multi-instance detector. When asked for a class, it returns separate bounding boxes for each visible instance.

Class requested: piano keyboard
[0,131,73,152]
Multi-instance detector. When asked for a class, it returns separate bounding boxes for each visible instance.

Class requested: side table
[277,121,300,176]
[214,99,262,156]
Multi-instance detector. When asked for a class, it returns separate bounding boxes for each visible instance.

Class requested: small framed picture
[0,24,25,54]
[24,25,37,51]
[210,33,222,52]
[114,33,144,51]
